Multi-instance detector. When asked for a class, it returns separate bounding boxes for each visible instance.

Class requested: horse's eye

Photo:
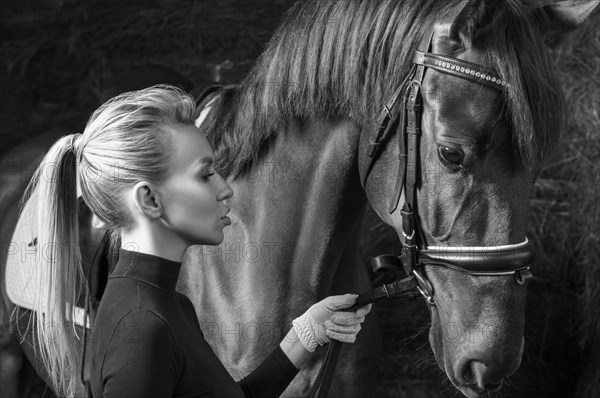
[438,146,464,168]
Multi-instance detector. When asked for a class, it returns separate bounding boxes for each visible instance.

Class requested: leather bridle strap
[395,31,434,290]
[387,78,413,214]
[421,238,534,275]
[362,75,411,188]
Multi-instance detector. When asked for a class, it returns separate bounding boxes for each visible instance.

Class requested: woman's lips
[221,216,231,225]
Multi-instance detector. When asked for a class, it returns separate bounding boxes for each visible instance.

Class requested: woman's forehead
[167,124,214,169]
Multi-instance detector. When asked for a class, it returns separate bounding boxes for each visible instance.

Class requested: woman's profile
[22,85,371,397]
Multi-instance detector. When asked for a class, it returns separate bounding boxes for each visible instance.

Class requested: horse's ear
[448,0,503,45]
[539,0,599,47]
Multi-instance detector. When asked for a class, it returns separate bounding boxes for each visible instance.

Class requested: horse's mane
[201,0,563,178]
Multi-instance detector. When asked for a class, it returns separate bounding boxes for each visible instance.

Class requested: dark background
[1,1,599,397]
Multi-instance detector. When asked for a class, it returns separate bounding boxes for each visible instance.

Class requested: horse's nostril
[458,360,494,389]
[470,361,507,390]
[462,361,476,385]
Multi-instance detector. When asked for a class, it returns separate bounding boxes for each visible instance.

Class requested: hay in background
[0,0,290,151]
[549,14,600,397]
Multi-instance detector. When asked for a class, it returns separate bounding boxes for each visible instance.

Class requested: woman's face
[158,124,233,246]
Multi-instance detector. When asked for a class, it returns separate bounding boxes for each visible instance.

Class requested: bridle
[308,26,534,397]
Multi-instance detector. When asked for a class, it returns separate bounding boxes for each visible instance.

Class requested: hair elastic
[69,133,82,157]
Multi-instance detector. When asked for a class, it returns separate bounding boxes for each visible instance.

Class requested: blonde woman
[22,85,371,397]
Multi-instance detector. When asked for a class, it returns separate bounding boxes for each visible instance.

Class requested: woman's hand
[292,294,372,353]
[280,294,371,368]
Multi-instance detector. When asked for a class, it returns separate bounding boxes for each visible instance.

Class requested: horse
[2,0,598,397]
[178,1,597,396]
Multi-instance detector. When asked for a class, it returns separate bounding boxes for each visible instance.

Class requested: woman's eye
[201,172,215,181]
[438,146,465,168]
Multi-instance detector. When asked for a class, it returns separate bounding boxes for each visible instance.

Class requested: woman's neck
[121,225,188,262]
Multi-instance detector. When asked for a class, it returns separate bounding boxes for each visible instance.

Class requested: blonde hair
[20,84,197,396]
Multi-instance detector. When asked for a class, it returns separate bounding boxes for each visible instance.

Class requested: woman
[23,85,371,397]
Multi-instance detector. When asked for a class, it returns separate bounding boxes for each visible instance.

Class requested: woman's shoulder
[177,292,196,310]
[94,308,176,349]
[108,308,176,348]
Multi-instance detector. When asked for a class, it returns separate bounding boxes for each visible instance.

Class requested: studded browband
[413,51,508,90]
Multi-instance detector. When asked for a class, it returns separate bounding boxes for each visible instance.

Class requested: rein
[308,26,534,398]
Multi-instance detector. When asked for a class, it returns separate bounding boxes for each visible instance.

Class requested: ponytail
[21,133,85,397]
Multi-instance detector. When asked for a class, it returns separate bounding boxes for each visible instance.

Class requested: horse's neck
[233,116,367,288]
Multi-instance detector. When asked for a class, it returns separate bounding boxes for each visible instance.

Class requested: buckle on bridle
[412,268,435,306]
[402,229,415,241]
[515,268,533,285]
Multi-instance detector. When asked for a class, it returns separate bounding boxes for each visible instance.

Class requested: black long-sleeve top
[89,248,299,397]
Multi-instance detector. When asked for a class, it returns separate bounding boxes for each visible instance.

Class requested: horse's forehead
[423,70,504,141]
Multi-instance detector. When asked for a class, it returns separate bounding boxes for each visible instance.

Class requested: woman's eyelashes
[201,171,215,181]
[196,162,216,181]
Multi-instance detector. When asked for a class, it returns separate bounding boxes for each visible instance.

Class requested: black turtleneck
[90,248,298,398]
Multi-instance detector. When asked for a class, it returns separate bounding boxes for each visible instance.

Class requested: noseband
[309,27,534,398]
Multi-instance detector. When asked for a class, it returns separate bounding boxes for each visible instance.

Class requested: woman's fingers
[328,303,372,325]
[319,294,358,311]
[326,329,357,343]
[325,321,361,334]
[330,312,365,326]
[320,302,372,345]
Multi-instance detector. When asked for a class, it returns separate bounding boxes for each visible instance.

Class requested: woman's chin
[205,229,226,246]
[182,230,225,247]
[213,232,225,245]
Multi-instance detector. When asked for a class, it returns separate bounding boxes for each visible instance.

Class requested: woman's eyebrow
[195,156,214,165]
[194,157,214,171]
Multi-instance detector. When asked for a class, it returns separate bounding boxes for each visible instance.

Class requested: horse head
[359,0,598,396]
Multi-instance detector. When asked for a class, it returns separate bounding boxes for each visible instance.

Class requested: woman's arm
[279,327,310,368]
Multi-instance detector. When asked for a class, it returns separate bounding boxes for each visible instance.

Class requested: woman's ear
[131,181,162,219]
[539,0,599,47]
